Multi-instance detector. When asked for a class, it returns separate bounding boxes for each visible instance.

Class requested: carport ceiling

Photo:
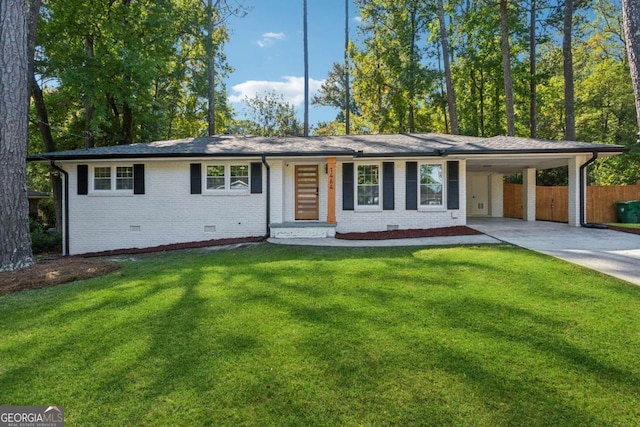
[462,152,620,174]
[465,156,572,174]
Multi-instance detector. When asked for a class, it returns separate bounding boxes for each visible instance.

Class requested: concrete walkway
[269,218,640,286]
[468,218,640,286]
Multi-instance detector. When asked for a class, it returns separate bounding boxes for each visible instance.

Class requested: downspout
[49,161,70,255]
[261,155,271,240]
[579,151,606,229]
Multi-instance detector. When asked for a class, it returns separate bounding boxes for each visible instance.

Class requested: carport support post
[567,155,583,227]
[523,168,536,221]
[490,173,504,217]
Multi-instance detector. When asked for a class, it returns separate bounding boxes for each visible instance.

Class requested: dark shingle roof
[30,133,627,161]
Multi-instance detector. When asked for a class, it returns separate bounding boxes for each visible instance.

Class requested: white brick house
[31,133,625,255]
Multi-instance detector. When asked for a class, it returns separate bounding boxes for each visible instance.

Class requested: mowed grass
[1,244,639,426]
[607,222,640,229]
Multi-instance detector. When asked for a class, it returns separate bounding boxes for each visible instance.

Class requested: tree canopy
[27,0,640,190]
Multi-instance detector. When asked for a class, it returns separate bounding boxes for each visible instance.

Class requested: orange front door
[295,165,319,220]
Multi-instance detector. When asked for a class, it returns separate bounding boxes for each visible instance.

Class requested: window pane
[206,165,225,190]
[420,164,443,206]
[357,165,379,185]
[357,164,380,206]
[116,166,133,190]
[358,185,379,206]
[94,167,111,190]
[230,165,249,189]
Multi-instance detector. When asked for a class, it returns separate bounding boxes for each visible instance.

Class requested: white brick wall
[62,157,468,254]
[64,160,266,255]
[335,159,467,233]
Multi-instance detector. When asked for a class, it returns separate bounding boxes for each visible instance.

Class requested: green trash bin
[629,201,640,223]
[616,201,640,223]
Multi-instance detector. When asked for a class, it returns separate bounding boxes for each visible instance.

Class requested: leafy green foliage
[28,218,61,254]
[32,0,235,150]
[238,91,302,137]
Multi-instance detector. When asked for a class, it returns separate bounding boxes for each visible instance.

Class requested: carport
[461,138,623,226]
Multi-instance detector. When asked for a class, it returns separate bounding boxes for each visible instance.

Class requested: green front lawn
[1,244,639,426]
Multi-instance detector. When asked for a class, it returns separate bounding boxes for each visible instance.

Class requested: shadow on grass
[0,244,639,425]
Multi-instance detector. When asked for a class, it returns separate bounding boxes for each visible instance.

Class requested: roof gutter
[48,160,70,255]
[579,151,606,229]
[261,154,271,240]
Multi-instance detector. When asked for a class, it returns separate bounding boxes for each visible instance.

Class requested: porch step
[270,222,336,239]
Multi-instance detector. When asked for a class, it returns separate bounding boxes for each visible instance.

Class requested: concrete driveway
[468,218,640,286]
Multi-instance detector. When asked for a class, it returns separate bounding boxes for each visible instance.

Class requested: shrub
[29,218,62,254]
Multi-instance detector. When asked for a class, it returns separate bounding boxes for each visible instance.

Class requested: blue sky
[225,0,359,128]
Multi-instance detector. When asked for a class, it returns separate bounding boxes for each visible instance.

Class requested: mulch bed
[0,257,120,295]
[0,236,265,296]
[336,226,483,240]
[81,236,264,257]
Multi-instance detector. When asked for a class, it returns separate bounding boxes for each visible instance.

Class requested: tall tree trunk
[31,77,55,153]
[29,0,62,231]
[622,0,640,140]
[479,68,486,136]
[0,0,34,270]
[344,0,350,135]
[31,75,62,231]
[499,0,516,136]
[27,0,39,80]
[529,0,537,138]
[207,0,216,136]
[437,0,458,134]
[303,0,309,136]
[436,39,449,133]
[121,0,133,144]
[563,0,576,140]
[122,102,133,145]
[470,68,478,135]
[84,34,95,148]
[408,7,416,133]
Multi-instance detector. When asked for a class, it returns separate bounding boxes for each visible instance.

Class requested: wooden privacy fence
[503,182,640,223]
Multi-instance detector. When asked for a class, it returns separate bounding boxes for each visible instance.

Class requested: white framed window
[229,165,249,189]
[116,166,134,190]
[356,163,380,208]
[204,163,250,192]
[206,165,225,190]
[94,167,112,190]
[92,165,133,193]
[419,163,444,208]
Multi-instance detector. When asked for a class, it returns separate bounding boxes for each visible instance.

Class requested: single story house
[31,133,625,255]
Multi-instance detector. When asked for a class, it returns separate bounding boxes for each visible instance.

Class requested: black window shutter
[190,163,202,194]
[77,164,88,195]
[133,164,145,195]
[342,162,354,210]
[447,161,460,210]
[406,161,417,210]
[250,162,262,194]
[382,162,395,210]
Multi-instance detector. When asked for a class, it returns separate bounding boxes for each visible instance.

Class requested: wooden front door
[295,165,319,220]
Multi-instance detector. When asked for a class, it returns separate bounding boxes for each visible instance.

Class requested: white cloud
[354,15,362,23]
[229,76,325,108]
[257,32,286,48]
